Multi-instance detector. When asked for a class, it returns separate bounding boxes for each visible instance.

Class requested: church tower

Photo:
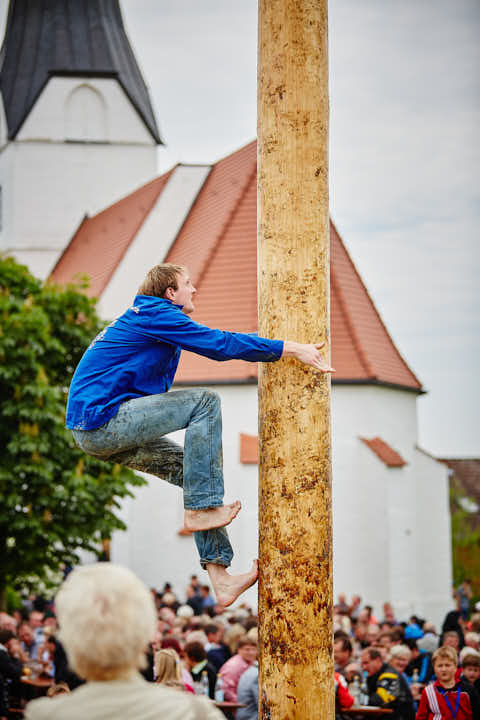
[0,0,162,279]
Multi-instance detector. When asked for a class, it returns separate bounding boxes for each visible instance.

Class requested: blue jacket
[66,295,283,430]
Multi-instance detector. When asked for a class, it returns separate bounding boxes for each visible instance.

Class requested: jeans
[72,389,234,569]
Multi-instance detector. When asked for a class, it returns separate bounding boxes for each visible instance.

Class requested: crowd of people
[332,585,480,720]
[0,570,478,719]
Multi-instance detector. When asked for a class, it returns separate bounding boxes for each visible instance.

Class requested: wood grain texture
[257,0,333,717]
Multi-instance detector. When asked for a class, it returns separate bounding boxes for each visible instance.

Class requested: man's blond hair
[138,263,186,298]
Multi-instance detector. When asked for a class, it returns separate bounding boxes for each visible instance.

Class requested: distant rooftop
[0,0,161,141]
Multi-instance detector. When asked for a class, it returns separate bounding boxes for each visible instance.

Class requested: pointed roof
[0,0,161,142]
[50,140,422,392]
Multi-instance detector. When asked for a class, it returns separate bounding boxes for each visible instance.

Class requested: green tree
[0,256,144,608]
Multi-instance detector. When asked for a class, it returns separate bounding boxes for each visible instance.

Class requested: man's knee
[200,388,221,409]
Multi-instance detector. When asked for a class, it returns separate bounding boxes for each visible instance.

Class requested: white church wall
[98,164,211,319]
[413,448,454,624]
[17,77,154,145]
[111,380,452,621]
[1,77,158,280]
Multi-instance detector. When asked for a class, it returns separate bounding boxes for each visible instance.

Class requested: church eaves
[0,0,162,142]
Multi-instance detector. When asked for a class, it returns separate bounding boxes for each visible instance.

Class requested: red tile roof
[166,143,421,391]
[360,437,407,467]
[49,169,175,297]
[49,140,422,392]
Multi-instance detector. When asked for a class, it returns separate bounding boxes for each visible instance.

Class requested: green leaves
[0,255,145,600]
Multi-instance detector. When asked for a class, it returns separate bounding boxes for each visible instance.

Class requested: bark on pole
[257,1,333,718]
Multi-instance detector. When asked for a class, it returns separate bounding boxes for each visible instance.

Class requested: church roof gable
[49,141,422,392]
[0,0,161,142]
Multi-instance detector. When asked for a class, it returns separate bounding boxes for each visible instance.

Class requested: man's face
[29,612,43,629]
[434,659,457,686]
[463,665,480,684]
[444,634,460,650]
[361,651,383,676]
[238,643,257,664]
[19,625,34,645]
[366,625,380,644]
[170,271,196,314]
[390,654,410,674]
[334,640,351,668]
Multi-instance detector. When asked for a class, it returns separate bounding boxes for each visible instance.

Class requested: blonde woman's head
[56,564,156,682]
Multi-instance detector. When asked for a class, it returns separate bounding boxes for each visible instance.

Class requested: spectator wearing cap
[404,623,424,642]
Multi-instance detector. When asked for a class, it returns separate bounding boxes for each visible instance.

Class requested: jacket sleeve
[370,671,401,707]
[415,688,430,720]
[0,651,22,679]
[136,306,284,363]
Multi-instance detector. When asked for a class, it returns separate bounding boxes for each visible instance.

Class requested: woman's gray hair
[56,563,156,681]
[388,644,412,661]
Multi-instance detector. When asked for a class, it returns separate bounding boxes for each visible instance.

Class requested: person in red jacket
[335,670,355,718]
[416,646,479,720]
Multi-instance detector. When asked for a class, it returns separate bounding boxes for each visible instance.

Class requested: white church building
[0,0,452,623]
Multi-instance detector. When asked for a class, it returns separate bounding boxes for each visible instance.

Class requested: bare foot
[184,501,241,532]
[207,560,258,607]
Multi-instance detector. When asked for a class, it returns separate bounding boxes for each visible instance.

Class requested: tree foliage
[0,256,144,600]
[450,479,480,595]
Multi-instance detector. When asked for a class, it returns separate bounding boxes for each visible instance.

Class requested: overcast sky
[120,0,479,458]
[2,0,478,456]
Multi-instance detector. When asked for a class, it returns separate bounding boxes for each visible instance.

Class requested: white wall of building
[98,164,211,319]
[0,77,158,279]
[111,381,452,624]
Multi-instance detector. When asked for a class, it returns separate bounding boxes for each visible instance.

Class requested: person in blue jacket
[67,263,333,606]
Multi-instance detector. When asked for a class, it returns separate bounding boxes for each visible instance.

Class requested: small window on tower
[65,84,108,142]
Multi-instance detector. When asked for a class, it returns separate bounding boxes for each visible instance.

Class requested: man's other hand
[282,341,335,373]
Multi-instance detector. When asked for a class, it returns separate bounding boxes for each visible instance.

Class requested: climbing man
[66,263,334,606]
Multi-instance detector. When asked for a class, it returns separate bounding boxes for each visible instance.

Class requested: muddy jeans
[72,389,234,568]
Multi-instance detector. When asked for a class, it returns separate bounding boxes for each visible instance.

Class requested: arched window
[65,84,107,141]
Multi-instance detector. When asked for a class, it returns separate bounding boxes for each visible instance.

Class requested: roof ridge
[330,260,374,378]
[193,154,257,290]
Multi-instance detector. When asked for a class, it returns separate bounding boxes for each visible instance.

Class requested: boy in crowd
[461,652,480,697]
[416,646,479,720]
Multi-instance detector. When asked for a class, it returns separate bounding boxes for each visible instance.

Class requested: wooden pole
[257,1,333,718]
